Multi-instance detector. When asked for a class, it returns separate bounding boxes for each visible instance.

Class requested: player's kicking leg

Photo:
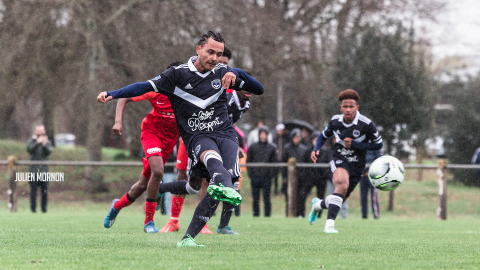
[309,166,349,233]
[177,137,241,247]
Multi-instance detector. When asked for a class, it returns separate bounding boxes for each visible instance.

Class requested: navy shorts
[329,158,363,198]
[187,135,240,184]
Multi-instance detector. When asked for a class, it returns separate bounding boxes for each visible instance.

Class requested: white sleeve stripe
[322,131,328,138]
[239,81,245,89]
[148,80,159,93]
[374,139,383,144]
[373,137,382,142]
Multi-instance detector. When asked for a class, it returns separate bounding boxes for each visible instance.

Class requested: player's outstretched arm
[112,98,132,135]
[230,68,264,95]
[97,82,155,104]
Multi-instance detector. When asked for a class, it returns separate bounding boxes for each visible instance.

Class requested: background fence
[4,157,480,220]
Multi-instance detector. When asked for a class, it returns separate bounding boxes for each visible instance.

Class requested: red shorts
[176,138,188,171]
[140,116,179,179]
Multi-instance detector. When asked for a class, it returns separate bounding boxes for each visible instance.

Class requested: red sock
[114,193,134,211]
[171,196,185,223]
[145,201,157,225]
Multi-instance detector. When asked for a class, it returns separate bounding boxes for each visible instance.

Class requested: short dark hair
[167,61,184,69]
[222,47,232,59]
[198,31,225,47]
[338,89,360,102]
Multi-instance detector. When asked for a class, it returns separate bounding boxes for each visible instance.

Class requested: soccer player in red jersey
[103,62,183,233]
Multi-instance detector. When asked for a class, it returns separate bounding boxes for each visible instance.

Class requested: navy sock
[182,194,219,240]
[326,193,344,220]
[320,200,327,209]
[158,180,188,195]
[204,152,233,188]
[219,201,234,228]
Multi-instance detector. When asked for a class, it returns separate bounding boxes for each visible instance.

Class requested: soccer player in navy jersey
[97,31,263,246]
[308,89,383,233]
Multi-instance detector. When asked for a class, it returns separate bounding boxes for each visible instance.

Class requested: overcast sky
[426,0,480,60]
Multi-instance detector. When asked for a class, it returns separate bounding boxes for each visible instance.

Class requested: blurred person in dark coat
[247,127,277,217]
[273,123,288,195]
[26,124,53,213]
[281,128,307,215]
[360,149,382,219]
[297,132,333,218]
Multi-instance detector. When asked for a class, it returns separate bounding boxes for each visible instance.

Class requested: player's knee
[150,167,164,180]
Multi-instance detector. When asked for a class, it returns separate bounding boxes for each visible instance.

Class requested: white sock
[325,219,335,230]
[313,200,323,211]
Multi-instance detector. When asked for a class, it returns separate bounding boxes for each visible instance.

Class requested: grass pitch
[1,200,480,270]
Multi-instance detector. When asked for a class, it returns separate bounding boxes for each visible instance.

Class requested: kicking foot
[144,221,159,233]
[159,220,180,233]
[207,184,242,206]
[104,199,120,228]
[217,225,240,235]
[308,197,320,225]
[177,235,205,247]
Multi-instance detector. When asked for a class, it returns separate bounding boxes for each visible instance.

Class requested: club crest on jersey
[353,130,360,138]
[211,79,221,90]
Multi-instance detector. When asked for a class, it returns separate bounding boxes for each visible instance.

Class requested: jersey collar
[339,111,361,127]
[188,56,215,78]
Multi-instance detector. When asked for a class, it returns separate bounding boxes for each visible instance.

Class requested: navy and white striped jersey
[227,91,250,123]
[321,111,382,173]
[147,57,252,152]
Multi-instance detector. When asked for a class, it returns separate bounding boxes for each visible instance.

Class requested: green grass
[1,200,480,270]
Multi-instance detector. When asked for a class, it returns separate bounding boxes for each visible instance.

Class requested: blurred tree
[332,22,433,156]
[443,77,480,187]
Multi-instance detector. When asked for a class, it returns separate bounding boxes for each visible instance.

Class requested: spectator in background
[282,128,307,216]
[360,149,382,219]
[247,120,273,147]
[247,127,277,217]
[273,123,289,195]
[472,147,480,180]
[300,128,311,147]
[297,132,333,218]
[27,125,53,213]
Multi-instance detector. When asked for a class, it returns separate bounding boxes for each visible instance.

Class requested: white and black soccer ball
[368,155,405,191]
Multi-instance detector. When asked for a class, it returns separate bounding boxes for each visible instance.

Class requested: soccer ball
[368,155,405,191]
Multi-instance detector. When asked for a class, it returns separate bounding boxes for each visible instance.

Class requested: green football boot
[207,184,242,206]
[177,235,205,247]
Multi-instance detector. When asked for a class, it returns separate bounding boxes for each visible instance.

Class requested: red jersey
[131,92,174,119]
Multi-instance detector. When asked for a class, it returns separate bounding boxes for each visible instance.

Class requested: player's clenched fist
[97,92,113,103]
[222,72,236,89]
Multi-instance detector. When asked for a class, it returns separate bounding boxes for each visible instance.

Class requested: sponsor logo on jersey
[156,101,164,105]
[338,148,355,156]
[188,108,224,132]
[211,79,221,90]
[353,130,360,138]
[185,83,193,90]
[346,156,359,162]
[147,147,162,154]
